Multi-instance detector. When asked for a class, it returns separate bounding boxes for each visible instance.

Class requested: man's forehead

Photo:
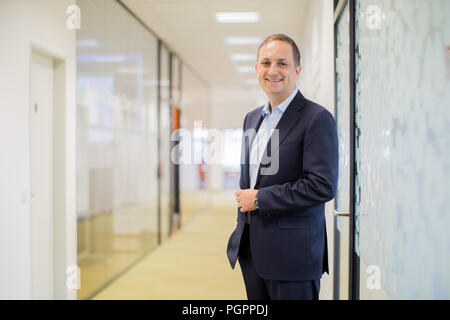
[262,40,291,50]
[259,41,292,55]
[257,40,295,64]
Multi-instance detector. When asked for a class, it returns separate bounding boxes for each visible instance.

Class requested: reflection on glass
[179,64,210,224]
[335,1,350,300]
[355,0,450,299]
[76,0,158,299]
[336,3,351,221]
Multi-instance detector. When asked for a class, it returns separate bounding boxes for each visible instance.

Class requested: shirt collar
[261,88,299,118]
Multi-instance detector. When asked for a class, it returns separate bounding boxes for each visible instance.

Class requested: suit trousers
[238,223,320,300]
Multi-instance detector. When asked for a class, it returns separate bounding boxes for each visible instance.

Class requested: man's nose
[268,63,279,75]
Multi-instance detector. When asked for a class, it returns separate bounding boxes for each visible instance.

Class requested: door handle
[333,208,350,217]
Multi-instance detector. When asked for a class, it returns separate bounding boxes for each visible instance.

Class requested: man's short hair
[257,34,301,67]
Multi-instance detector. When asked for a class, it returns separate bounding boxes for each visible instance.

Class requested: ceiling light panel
[230,54,256,62]
[215,12,260,23]
[236,66,255,73]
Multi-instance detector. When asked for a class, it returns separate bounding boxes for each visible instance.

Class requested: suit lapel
[254,91,305,188]
[272,91,305,146]
[243,110,264,189]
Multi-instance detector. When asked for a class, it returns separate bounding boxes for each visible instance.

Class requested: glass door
[354,0,450,299]
[333,0,359,300]
[333,0,350,300]
[335,0,450,299]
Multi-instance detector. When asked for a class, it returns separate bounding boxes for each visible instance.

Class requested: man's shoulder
[302,97,334,120]
[246,105,264,118]
[242,105,264,126]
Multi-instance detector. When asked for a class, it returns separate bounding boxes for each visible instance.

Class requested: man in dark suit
[226,34,338,300]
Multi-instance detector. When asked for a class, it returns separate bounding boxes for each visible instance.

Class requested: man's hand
[235,189,258,212]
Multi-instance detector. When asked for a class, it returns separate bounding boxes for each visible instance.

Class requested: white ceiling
[121,0,311,128]
[122,0,310,88]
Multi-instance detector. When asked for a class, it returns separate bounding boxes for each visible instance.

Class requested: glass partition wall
[159,43,172,242]
[354,0,450,299]
[179,64,211,224]
[333,0,351,300]
[334,0,450,299]
[76,0,188,299]
[170,54,182,232]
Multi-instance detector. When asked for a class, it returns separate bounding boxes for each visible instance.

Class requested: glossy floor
[85,190,246,300]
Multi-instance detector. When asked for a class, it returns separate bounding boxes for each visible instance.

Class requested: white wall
[299,1,335,110]
[207,85,265,190]
[299,0,335,300]
[0,0,77,299]
[210,85,264,130]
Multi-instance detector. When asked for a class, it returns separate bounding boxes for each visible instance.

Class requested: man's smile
[265,78,283,83]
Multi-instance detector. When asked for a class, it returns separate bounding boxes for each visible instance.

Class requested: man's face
[255,40,301,101]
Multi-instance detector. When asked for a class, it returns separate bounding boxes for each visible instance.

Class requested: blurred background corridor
[0,0,449,300]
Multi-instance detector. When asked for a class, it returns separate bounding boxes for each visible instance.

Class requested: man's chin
[263,88,284,96]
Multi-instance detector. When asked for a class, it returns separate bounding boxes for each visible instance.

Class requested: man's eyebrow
[260,58,288,62]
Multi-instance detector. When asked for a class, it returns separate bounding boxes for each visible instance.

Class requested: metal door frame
[333,0,360,300]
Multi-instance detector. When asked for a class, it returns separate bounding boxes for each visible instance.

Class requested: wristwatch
[253,196,259,210]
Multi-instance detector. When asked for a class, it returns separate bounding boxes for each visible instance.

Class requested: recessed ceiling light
[117,67,147,75]
[77,39,99,47]
[236,66,255,73]
[230,54,256,62]
[225,37,262,45]
[215,12,260,23]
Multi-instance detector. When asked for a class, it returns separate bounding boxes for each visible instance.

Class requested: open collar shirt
[249,88,299,189]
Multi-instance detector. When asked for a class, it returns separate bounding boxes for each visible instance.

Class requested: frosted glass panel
[355,0,450,299]
[336,2,351,224]
[335,1,350,300]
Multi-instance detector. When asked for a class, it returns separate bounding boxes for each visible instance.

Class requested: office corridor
[1,0,449,301]
[91,191,246,300]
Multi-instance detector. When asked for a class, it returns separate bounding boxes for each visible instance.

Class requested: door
[333,0,359,300]
[353,0,450,299]
[30,51,54,299]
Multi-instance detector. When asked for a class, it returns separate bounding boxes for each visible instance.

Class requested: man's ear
[296,65,302,76]
[255,63,258,73]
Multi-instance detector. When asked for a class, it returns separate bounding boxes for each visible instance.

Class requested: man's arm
[256,109,339,213]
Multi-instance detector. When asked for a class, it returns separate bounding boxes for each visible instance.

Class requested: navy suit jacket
[226,90,338,281]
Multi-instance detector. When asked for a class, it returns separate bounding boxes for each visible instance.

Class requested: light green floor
[90,190,246,300]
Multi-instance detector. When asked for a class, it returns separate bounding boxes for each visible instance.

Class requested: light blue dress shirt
[249,88,299,189]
